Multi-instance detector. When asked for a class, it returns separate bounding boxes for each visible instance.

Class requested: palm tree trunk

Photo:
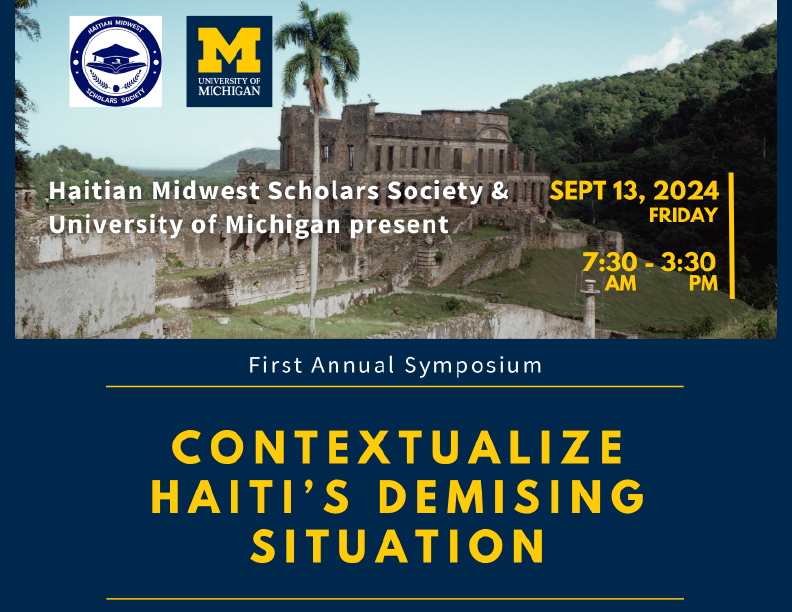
[309,107,320,336]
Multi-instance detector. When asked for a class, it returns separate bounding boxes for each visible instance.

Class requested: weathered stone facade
[14,247,159,339]
[231,103,553,256]
[15,183,37,209]
[276,104,551,211]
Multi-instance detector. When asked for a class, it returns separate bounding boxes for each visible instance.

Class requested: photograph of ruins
[14,1,776,339]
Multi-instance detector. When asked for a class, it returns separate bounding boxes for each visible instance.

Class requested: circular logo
[70,17,161,107]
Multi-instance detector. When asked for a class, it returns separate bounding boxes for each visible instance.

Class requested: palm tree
[274,2,360,336]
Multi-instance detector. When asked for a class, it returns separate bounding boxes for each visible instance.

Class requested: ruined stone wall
[459,239,521,288]
[15,247,157,339]
[16,224,140,266]
[21,216,310,272]
[552,231,589,250]
[265,282,391,319]
[15,186,37,209]
[281,104,372,174]
[363,174,551,214]
[163,315,193,339]
[97,318,164,339]
[488,304,587,339]
[523,226,589,250]
[368,312,496,339]
[433,239,491,285]
[276,103,552,216]
[368,303,588,340]
[155,242,398,310]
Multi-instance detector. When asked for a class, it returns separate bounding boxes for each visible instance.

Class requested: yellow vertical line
[729,172,735,299]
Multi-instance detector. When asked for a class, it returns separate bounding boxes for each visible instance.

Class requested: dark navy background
[5,340,788,610]
[186,16,272,108]
[7,2,786,609]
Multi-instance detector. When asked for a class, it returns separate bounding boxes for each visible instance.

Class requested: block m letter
[198,28,260,73]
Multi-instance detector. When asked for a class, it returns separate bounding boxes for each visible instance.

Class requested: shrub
[435,251,446,262]
[682,315,715,339]
[444,297,463,312]
[165,252,185,268]
[705,308,777,339]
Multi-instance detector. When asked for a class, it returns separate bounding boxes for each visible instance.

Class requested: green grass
[127,205,161,217]
[551,218,597,233]
[256,279,387,311]
[468,223,513,239]
[703,308,777,339]
[153,244,755,339]
[158,292,485,339]
[429,246,750,337]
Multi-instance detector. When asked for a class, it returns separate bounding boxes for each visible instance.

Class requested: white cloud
[656,0,688,14]
[719,0,777,38]
[621,36,688,72]
[679,13,723,41]
[621,0,777,73]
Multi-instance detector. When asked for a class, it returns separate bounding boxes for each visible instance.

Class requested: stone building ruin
[15,183,37,210]
[15,102,626,338]
[232,103,553,255]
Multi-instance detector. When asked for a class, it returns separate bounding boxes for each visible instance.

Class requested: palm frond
[282,54,308,99]
[325,37,360,80]
[321,55,349,104]
[273,22,310,50]
[298,1,319,43]
[315,11,352,46]
[275,4,359,109]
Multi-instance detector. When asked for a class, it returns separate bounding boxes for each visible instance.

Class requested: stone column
[416,235,439,282]
[270,233,279,261]
[245,233,255,263]
[580,279,600,339]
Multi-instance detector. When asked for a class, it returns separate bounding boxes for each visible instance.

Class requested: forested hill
[28,147,230,201]
[492,22,777,308]
[30,147,155,200]
[191,147,281,177]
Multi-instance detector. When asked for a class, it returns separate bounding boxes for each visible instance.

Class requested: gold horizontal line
[106,385,683,389]
[107,597,684,601]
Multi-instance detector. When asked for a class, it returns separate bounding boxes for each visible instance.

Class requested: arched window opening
[247,177,256,204]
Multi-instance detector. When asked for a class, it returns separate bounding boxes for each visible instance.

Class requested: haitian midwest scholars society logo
[186,16,272,107]
[69,16,162,107]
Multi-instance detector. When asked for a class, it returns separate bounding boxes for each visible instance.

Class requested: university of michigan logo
[186,17,272,107]
[69,16,162,107]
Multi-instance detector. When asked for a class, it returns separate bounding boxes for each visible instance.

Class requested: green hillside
[191,147,280,177]
[438,247,750,337]
[157,246,751,339]
[28,146,230,203]
[492,22,777,309]
[29,146,154,203]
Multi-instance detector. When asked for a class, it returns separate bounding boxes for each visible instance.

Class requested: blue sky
[15,0,777,169]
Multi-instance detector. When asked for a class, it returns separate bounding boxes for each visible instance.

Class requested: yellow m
[198,28,260,73]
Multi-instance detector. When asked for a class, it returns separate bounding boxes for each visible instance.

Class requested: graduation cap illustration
[86,44,147,74]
